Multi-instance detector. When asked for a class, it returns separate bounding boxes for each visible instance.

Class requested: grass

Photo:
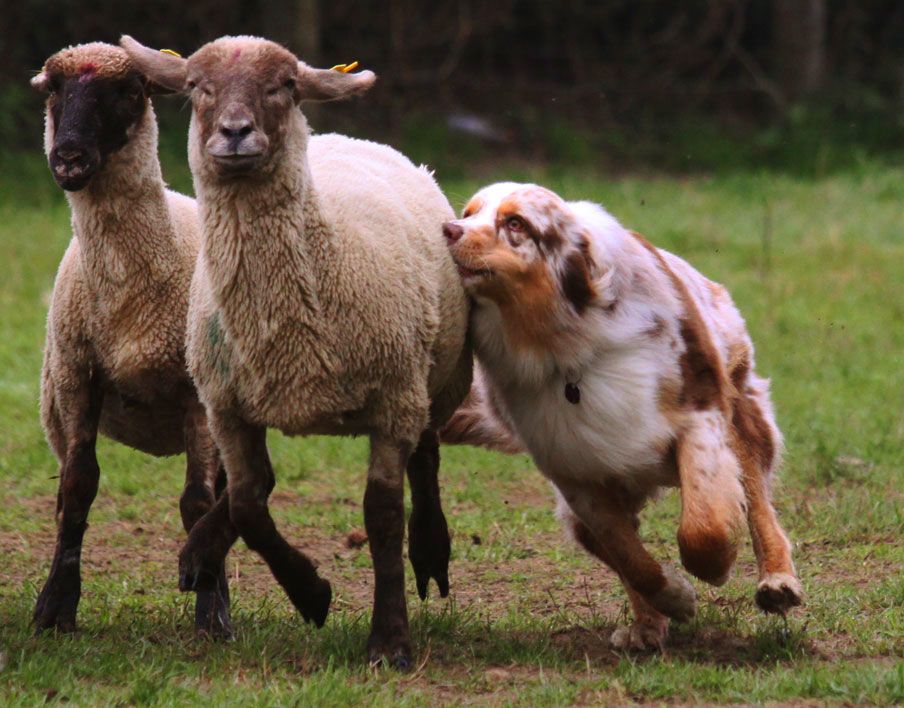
[0,150,902,705]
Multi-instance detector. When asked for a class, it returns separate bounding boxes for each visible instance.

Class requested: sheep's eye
[283,78,296,91]
[506,216,526,232]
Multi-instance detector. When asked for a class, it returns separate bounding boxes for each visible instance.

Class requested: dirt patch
[3,488,899,669]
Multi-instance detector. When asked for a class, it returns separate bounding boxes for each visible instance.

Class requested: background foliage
[2,0,904,173]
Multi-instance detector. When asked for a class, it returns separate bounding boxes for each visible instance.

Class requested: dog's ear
[560,236,601,314]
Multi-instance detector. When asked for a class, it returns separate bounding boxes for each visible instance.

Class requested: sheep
[120,35,473,670]
[30,42,231,637]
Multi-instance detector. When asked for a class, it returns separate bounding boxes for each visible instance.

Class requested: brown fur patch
[727,343,752,392]
[677,523,737,586]
[494,262,559,353]
[560,248,596,314]
[497,197,565,251]
[439,383,524,454]
[647,315,667,338]
[462,197,483,218]
[631,232,726,412]
[731,394,775,473]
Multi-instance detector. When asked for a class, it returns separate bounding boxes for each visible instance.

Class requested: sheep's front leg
[405,429,450,600]
[180,399,232,638]
[216,414,332,627]
[34,373,103,633]
[365,436,412,670]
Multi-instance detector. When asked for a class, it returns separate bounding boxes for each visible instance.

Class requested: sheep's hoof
[610,621,668,653]
[408,511,451,600]
[647,565,697,623]
[755,573,803,614]
[292,576,332,628]
[194,576,233,640]
[178,549,219,593]
[367,636,413,672]
[33,572,80,635]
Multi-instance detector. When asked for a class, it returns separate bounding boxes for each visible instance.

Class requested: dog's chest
[493,348,675,486]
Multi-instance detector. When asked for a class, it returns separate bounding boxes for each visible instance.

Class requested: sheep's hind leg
[406,429,450,600]
[365,435,412,670]
[34,374,103,633]
[215,414,332,627]
[180,400,232,639]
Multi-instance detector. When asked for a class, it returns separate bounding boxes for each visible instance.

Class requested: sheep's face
[120,36,377,182]
[32,45,150,191]
[186,41,299,178]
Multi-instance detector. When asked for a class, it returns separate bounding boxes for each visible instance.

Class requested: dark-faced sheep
[121,35,472,669]
[30,43,231,637]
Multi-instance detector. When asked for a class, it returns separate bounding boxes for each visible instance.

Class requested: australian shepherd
[441,182,802,650]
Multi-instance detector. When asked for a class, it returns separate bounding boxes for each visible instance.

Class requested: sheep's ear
[119,35,188,93]
[30,71,51,92]
[296,62,376,103]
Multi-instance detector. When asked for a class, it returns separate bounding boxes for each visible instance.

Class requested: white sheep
[121,35,472,670]
[30,42,231,637]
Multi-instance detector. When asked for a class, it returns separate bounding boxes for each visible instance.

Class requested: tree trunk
[773,0,827,101]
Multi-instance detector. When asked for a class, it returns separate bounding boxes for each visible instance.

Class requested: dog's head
[444,183,617,319]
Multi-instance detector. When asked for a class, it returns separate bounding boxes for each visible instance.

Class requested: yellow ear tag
[159,49,182,58]
[330,61,359,73]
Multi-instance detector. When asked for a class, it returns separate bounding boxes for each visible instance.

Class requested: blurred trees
[2,0,902,151]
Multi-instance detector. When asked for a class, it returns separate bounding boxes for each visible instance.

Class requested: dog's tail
[439,367,525,455]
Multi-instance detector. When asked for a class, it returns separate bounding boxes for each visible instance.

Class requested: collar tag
[564,382,581,405]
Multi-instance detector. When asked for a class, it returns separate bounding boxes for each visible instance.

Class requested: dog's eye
[506,216,526,232]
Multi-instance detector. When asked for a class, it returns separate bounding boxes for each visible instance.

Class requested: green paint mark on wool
[206,311,230,379]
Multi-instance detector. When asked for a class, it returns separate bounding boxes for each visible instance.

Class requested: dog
[441,182,802,650]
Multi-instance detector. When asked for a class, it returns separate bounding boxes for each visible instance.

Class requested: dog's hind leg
[675,410,746,586]
[732,392,802,614]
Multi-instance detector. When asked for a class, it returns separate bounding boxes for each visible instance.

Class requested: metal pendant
[564,382,581,405]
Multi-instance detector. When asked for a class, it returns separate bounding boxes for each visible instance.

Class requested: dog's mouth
[457,263,494,279]
[454,260,495,287]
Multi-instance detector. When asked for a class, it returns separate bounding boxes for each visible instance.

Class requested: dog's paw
[610,620,668,652]
[755,572,803,614]
[648,565,697,623]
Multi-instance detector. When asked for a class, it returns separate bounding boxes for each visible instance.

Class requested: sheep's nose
[443,222,464,243]
[56,147,84,162]
[219,116,254,140]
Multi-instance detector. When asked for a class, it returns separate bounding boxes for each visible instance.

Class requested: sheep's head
[120,35,376,181]
[31,43,156,191]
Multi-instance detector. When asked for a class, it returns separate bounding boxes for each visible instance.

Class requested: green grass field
[0,153,902,705]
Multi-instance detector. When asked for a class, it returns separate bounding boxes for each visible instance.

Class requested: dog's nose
[443,222,464,243]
